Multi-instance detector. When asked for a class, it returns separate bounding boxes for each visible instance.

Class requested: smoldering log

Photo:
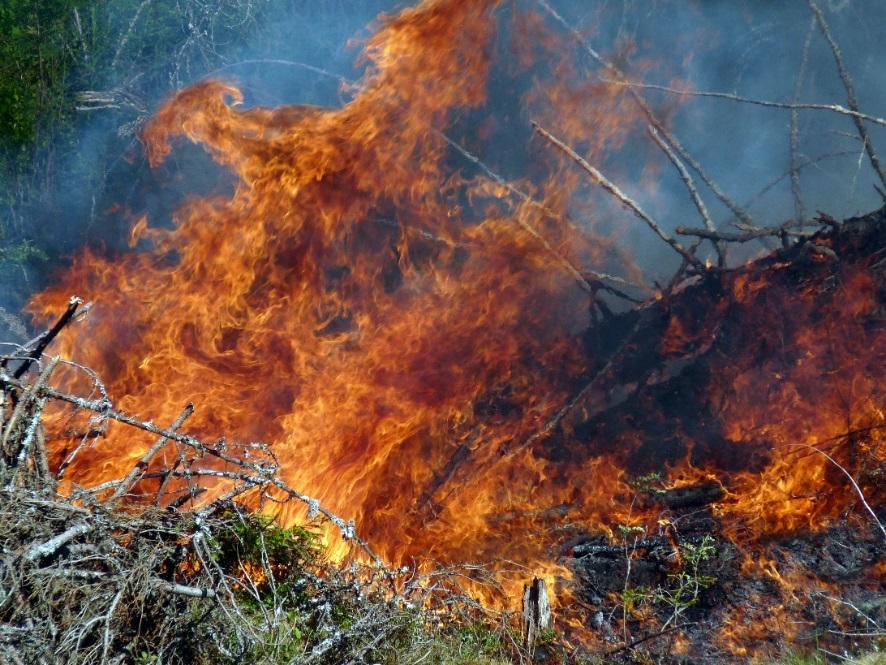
[644,481,725,510]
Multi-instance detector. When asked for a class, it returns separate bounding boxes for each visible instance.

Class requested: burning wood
[3,0,885,662]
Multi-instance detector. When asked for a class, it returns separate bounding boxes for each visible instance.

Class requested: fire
[25,0,885,656]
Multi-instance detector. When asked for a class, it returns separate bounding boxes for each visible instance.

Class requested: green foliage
[620,535,718,625]
[651,535,717,616]
[628,471,667,495]
[135,651,161,665]
[771,649,885,665]
[616,523,646,540]
[0,240,48,264]
[379,617,515,665]
[0,0,270,266]
[771,652,829,665]
[0,0,89,179]
[209,510,321,610]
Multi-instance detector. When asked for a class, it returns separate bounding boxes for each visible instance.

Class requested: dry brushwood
[0,308,523,665]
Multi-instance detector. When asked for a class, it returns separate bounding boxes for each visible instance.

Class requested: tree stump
[522,577,552,649]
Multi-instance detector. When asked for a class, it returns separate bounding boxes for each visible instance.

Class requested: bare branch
[442,134,641,294]
[532,121,702,269]
[536,0,757,228]
[675,219,822,243]
[108,402,195,504]
[648,126,724,266]
[597,80,886,130]
[782,443,885,543]
[10,296,85,379]
[807,0,886,190]
[791,17,816,222]
[24,522,93,562]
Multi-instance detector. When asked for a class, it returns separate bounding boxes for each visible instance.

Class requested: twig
[101,584,125,662]
[0,371,261,470]
[147,467,386,569]
[203,58,349,85]
[532,121,703,269]
[107,402,195,504]
[742,150,858,212]
[781,443,885,543]
[3,358,59,490]
[604,623,690,656]
[153,445,188,506]
[596,80,886,130]
[11,297,85,379]
[442,134,641,294]
[791,17,816,223]
[111,0,152,69]
[648,126,723,266]
[807,0,886,190]
[536,0,756,228]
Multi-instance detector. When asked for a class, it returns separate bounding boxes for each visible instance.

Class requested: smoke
[4,0,886,315]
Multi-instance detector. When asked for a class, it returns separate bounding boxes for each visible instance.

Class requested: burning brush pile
[0,336,519,663]
[1,0,885,663]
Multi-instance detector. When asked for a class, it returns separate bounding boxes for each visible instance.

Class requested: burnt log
[643,481,725,510]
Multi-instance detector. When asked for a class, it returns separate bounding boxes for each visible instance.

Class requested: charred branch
[644,482,725,510]
[7,296,85,379]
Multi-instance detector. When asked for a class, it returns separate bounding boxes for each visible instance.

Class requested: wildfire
[26,0,884,657]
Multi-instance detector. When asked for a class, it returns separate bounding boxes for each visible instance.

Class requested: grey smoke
[3,0,886,316]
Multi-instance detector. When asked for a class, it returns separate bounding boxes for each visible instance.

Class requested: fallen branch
[24,522,93,562]
[675,219,822,244]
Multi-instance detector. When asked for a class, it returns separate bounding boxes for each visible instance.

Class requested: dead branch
[153,580,217,598]
[597,80,886,130]
[648,126,724,266]
[537,0,757,229]
[442,134,641,296]
[111,0,152,69]
[107,402,195,504]
[23,522,93,562]
[791,17,816,223]
[807,0,886,190]
[675,219,822,244]
[9,296,84,379]
[532,121,703,269]
[781,443,885,543]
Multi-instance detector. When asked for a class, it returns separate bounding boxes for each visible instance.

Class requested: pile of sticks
[0,302,516,664]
